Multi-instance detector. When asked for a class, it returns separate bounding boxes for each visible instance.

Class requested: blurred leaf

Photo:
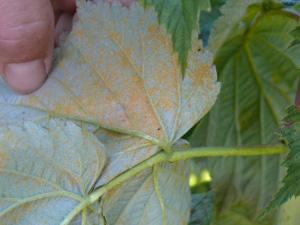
[282,0,300,6]
[268,106,300,209]
[208,0,260,54]
[213,203,273,225]
[0,1,219,186]
[295,2,300,11]
[279,197,300,225]
[141,0,202,73]
[188,1,300,223]
[102,160,191,225]
[189,192,214,225]
[0,120,106,225]
[199,0,227,46]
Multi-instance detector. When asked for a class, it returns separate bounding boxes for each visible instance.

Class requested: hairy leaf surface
[0,120,106,225]
[0,1,219,183]
[188,2,300,222]
[102,160,191,225]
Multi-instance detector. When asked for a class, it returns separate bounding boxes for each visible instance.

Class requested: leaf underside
[0,120,106,225]
[0,1,220,225]
[102,160,191,225]
[0,1,219,185]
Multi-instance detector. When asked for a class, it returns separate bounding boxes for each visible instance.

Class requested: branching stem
[92,145,287,201]
[64,145,288,224]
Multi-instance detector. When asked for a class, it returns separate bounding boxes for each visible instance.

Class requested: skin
[0,0,133,94]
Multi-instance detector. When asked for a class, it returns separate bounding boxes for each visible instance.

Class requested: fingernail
[4,59,47,94]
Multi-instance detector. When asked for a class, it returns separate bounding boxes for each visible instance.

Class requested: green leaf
[199,0,227,46]
[268,106,300,209]
[141,0,202,73]
[0,1,219,183]
[279,197,300,225]
[189,192,214,225]
[294,2,300,12]
[0,120,106,225]
[188,1,300,222]
[102,160,191,225]
[208,0,260,54]
[213,203,273,225]
[199,0,212,11]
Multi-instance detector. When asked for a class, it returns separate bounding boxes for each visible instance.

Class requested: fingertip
[0,0,55,65]
[3,59,47,94]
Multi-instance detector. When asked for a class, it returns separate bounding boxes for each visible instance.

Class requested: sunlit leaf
[0,120,106,225]
[0,1,219,183]
[102,160,191,225]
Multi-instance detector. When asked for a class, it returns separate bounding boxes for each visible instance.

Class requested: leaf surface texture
[102,160,191,225]
[0,1,219,183]
[0,120,106,225]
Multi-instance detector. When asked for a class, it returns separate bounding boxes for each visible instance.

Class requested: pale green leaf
[0,120,106,225]
[0,1,219,182]
[188,2,300,222]
[102,160,191,225]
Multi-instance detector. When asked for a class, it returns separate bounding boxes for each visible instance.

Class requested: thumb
[0,0,55,94]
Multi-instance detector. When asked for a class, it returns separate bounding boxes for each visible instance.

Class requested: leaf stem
[90,145,287,201]
[65,145,288,223]
[169,145,288,161]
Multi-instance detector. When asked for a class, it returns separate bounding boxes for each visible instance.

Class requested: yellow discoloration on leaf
[0,120,106,224]
[1,2,219,148]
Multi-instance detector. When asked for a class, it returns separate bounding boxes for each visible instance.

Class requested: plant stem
[66,145,288,223]
[169,145,288,161]
[89,145,287,202]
